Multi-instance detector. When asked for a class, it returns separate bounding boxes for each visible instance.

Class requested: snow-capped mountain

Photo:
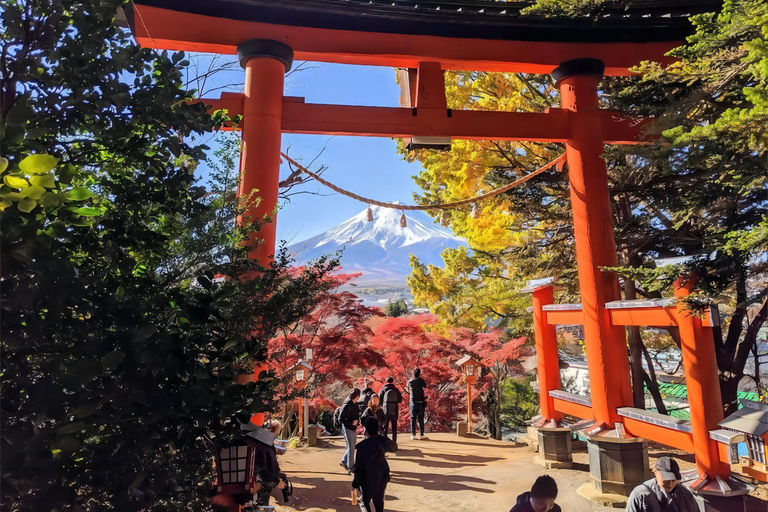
[287,204,467,286]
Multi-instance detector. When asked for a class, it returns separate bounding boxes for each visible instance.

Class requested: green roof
[643,382,759,421]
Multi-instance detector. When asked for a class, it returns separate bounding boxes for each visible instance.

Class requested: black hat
[655,457,681,480]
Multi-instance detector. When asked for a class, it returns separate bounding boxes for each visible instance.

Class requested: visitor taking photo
[407,368,428,440]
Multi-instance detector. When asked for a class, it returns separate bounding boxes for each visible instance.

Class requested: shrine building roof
[128,0,722,75]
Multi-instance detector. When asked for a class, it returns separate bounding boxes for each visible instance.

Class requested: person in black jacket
[509,475,561,512]
[406,368,427,439]
[339,388,361,472]
[357,386,374,416]
[378,376,403,442]
[352,416,398,512]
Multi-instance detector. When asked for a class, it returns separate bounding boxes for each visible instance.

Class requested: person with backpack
[626,457,698,512]
[337,388,361,473]
[357,386,374,417]
[407,368,427,440]
[352,416,398,512]
[378,376,402,442]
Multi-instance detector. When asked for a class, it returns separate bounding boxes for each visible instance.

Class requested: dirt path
[273,434,616,512]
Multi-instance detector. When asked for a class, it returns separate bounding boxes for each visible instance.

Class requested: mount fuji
[286,204,467,286]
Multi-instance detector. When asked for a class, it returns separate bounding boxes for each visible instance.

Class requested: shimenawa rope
[279,152,566,211]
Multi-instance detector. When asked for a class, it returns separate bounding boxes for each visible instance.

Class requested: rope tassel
[399,213,408,228]
[471,204,481,219]
[366,206,374,222]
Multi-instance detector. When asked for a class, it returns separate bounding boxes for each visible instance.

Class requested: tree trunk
[494,380,503,440]
[624,275,648,408]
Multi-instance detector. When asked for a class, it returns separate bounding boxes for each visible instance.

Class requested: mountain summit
[287,205,467,286]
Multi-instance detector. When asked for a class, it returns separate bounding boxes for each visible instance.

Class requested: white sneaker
[410,435,416,440]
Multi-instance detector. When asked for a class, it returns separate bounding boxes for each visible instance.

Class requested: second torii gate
[126,1,743,509]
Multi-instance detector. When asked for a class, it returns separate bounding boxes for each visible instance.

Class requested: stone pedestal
[694,493,747,512]
[536,427,573,469]
[456,421,469,437]
[587,437,650,496]
[306,425,318,446]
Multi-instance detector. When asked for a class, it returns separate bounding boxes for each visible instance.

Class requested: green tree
[1,1,339,509]
[383,298,409,317]
[603,0,768,412]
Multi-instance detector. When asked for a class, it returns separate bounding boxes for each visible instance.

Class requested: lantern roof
[127,0,720,75]
[719,400,768,437]
[288,359,314,372]
[456,354,482,367]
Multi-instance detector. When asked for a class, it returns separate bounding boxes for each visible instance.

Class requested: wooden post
[555,59,632,427]
[674,277,730,479]
[235,40,294,426]
[467,381,473,433]
[531,285,563,422]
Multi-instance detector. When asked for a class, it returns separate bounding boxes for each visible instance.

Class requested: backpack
[333,405,343,429]
[383,385,401,404]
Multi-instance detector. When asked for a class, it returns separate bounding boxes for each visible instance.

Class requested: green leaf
[101,351,125,371]
[58,421,87,434]
[17,197,37,213]
[2,192,23,201]
[73,207,101,216]
[29,174,56,188]
[39,192,63,207]
[65,187,93,201]
[4,175,29,189]
[22,185,46,200]
[0,157,8,173]
[133,324,155,341]
[19,154,58,174]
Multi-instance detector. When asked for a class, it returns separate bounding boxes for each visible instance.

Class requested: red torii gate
[127,1,745,509]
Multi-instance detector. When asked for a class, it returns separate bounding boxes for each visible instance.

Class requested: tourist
[626,457,698,512]
[352,416,398,512]
[339,388,362,472]
[378,376,403,442]
[407,367,427,439]
[509,475,561,512]
[361,394,386,432]
[357,384,375,416]
[252,420,287,506]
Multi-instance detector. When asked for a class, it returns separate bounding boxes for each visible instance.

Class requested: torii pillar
[234,40,294,426]
[554,59,647,495]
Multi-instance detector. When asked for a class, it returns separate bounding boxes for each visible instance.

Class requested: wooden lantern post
[457,355,483,433]
[289,360,313,438]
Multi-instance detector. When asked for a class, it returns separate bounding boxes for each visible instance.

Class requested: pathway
[273,434,615,512]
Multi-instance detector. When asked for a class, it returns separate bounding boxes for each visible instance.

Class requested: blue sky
[192,58,427,245]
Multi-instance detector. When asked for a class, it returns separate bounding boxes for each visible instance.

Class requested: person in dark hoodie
[360,394,386,433]
[339,388,361,473]
[406,367,427,440]
[510,475,561,512]
[378,376,403,442]
[352,416,398,512]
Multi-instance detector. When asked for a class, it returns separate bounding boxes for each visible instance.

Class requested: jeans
[382,414,398,443]
[341,426,357,470]
[410,402,425,436]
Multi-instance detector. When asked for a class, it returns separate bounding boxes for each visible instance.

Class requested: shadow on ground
[390,470,496,493]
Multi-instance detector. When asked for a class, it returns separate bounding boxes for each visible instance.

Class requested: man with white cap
[626,456,699,512]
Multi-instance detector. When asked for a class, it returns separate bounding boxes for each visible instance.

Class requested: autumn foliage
[271,288,528,435]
